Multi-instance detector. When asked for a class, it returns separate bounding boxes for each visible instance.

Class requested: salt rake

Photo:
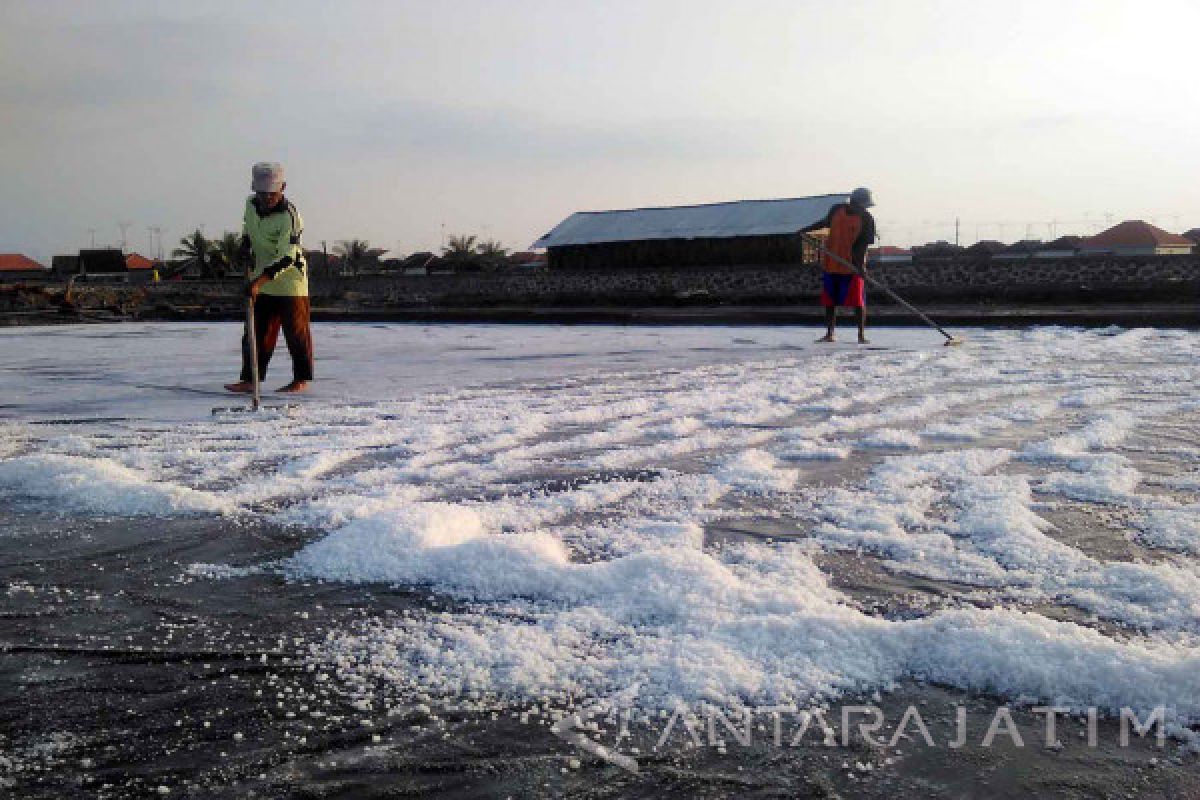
[801,234,965,347]
[211,295,296,415]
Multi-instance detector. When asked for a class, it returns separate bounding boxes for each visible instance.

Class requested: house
[1036,235,1083,258]
[49,249,129,280]
[52,254,80,276]
[994,240,1044,261]
[910,240,965,260]
[531,194,847,271]
[1079,220,1194,256]
[125,253,159,271]
[508,251,549,270]
[963,240,1007,260]
[867,246,912,264]
[0,253,52,282]
[399,252,438,275]
[304,249,340,276]
[122,252,164,283]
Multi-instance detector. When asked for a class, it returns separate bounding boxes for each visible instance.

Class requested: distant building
[122,252,164,283]
[80,249,129,277]
[304,249,340,276]
[963,240,1007,258]
[1183,228,1200,246]
[398,252,437,275]
[910,240,965,260]
[531,195,847,271]
[48,249,138,282]
[867,246,911,264]
[1036,235,1083,258]
[508,251,549,270]
[1080,220,1194,256]
[125,253,160,271]
[52,254,80,276]
[994,240,1044,261]
[0,253,51,282]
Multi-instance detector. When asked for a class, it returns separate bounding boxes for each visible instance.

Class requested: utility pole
[149,226,164,260]
[117,220,132,253]
[87,228,96,248]
[954,217,960,248]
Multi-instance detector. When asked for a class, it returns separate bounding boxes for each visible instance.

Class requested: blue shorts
[820,273,865,308]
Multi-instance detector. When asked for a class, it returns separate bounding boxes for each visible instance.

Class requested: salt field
[1,322,1197,797]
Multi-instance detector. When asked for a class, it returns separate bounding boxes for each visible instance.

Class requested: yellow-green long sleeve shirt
[242,195,308,297]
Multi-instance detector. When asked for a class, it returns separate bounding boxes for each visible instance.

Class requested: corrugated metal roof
[531,194,848,249]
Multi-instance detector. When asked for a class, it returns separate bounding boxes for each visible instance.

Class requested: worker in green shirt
[223,162,313,395]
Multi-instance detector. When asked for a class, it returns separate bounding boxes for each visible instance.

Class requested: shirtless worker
[223,162,313,394]
[799,187,877,344]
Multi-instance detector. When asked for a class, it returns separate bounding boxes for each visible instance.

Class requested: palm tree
[441,234,478,259]
[335,239,371,275]
[477,239,508,258]
[171,229,212,279]
[208,232,244,278]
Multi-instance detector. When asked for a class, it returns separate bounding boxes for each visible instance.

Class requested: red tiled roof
[869,245,911,256]
[125,253,159,270]
[0,253,46,271]
[1081,220,1193,249]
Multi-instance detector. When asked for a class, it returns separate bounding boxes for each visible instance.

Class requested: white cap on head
[251,162,285,193]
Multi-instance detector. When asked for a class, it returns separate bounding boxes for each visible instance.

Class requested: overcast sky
[3,0,1198,263]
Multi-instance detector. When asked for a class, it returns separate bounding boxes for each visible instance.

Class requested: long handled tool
[244,295,261,411]
[212,266,295,414]
[212,296,265,414]
[801,233,964,347]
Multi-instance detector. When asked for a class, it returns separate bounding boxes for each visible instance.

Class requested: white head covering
[251,162,285,192]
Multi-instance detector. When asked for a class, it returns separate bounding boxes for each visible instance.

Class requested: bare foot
[224,381,254,394]
[276,381,309,394]
[816,334,835,343]
[858,336,871,345]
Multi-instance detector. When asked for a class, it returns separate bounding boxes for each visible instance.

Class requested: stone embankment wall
[307,255,1200,306]
[12,256,1194,312]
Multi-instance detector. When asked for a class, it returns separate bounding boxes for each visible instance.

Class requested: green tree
[441,234,478,259]
[335,239,372,275]
[208,232,244,277]
[171,229,213,279]
[477,238,508,258]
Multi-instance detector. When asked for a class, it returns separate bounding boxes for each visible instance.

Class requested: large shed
[531,194,847,271]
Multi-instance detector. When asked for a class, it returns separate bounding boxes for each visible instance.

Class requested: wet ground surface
[2,510,1196,799]
[3,323,1200,798]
